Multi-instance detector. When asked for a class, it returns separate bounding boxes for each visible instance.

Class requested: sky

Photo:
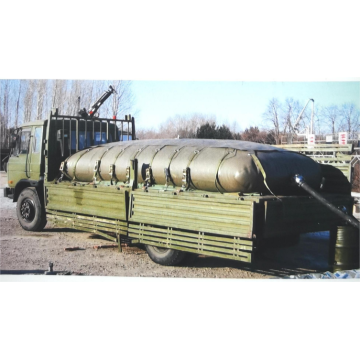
[131,81,360,131]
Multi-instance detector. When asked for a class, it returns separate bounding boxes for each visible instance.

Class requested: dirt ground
[0,171,346,278]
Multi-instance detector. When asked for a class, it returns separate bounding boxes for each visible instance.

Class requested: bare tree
[0,109,6,146]
[23,80,37,123]
[136,128,162,140]
[339,103,360,138]
[282,98,304,143]
[263,98,320,143]
[66,80,102,116]
[51,80,68,114]
[14,80,24,127]
[83,80,96,111]
[74,80,96,114]
[321,105,340,135]
[107,80,134,119]
[1,80,11,121]
[241,126,275,144]
[302,104,325,136]
[160,113,215,139]
[262,98,282,144]
[36,80,49,120]
[135,113,216,139]
[0,80,14,146]
[229,120,240,134]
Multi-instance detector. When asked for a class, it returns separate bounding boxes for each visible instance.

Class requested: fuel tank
[62,139,322,195]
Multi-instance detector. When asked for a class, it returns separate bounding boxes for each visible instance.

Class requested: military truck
[3,92,358,266]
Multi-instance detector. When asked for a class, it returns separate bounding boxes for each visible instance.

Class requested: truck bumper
[3,187,13,199]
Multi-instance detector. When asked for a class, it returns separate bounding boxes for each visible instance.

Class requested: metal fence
[280,133,360,146]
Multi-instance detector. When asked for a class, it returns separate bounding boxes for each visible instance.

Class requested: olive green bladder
[62,139,322,195]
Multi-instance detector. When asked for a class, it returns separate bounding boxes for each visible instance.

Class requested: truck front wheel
[145,245,186,266]
[16,188,47,231]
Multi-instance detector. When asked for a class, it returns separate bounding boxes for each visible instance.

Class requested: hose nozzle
[293,174,305,186]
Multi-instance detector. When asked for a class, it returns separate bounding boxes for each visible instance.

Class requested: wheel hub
[152,246,169,254]
[20,199,35,222]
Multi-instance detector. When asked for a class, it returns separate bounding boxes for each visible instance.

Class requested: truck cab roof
[20,120,46,128]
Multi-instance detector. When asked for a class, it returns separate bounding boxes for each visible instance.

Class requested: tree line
[1,80,359,146]
[0,79,134,146]
[137,98,359,144]
[136,112,274,144]
[263,98,360,144]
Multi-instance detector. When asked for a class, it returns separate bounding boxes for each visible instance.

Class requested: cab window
[19,129,31,154]
[33,127,42,153]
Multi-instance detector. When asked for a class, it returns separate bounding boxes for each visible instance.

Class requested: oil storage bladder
[61,139,322,195]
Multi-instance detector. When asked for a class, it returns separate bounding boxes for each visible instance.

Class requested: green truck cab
[5,121,47,230]
[3,108,357,267]
[6,121,45,189]
[4,109,134,229]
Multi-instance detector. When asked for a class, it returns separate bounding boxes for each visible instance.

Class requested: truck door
[29,126,44,180]
[7,126,44,187]
[7,127,32,185]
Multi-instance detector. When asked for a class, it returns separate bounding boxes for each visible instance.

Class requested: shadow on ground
[31,228,334,278]
[181,232,332,278]
[42,227,84,233]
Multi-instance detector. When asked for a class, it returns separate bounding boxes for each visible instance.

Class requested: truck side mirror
[10,135,18,149]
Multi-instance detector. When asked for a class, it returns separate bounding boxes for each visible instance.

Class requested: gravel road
[0,172,336,278]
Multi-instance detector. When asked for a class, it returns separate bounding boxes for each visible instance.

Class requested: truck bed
[44,180,353,264]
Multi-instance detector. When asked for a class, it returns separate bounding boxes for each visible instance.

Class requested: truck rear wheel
[16,188,47,231]
[145,245,186,266]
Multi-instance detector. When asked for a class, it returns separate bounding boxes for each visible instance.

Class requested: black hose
[293,175,360,230]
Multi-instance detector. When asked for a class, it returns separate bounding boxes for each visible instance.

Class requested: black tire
[145,245,186,266]
[16,187,47,231]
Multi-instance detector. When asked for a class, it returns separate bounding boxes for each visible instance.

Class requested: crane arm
[78,85,117,119]
[293,98,314,131]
